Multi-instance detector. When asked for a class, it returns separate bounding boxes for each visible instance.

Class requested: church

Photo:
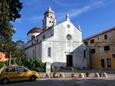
[24,6,90,69]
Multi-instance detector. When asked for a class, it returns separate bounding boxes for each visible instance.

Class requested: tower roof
[27,27,43,35]
[44,6,55,14]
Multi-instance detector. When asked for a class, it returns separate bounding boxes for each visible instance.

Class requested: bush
[0,61,5,68]
[16,58,45,72]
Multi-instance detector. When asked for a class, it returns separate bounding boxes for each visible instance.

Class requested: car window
[5,67,15,72]
[16,67,28,72]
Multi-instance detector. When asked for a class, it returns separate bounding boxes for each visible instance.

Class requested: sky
[12,0,115,42]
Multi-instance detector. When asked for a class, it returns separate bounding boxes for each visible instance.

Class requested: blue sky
[12,0,115,42]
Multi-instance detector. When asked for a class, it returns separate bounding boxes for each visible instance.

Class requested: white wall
[25,20,89,69]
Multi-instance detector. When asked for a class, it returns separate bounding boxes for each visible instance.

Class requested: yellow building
[84,27,115,69]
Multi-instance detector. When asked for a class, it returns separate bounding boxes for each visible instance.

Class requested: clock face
[66,34,72,40]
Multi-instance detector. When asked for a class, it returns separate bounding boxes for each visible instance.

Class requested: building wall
[25,26,54,59]
[28,33,40,41]
[85,28,115,69]
[25,20,90,69]
[41,20,89,68]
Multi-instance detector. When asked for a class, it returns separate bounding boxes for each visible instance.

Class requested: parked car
[0,65,41,84]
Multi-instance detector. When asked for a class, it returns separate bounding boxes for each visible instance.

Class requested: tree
[12,40,25,59]
[0,0,23,21]
[0,0,23,65]
[0,0,23,47]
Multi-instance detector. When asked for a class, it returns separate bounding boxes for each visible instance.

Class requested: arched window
[48,47,51,57]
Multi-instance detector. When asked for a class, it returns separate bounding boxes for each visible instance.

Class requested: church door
[66,55,73,67]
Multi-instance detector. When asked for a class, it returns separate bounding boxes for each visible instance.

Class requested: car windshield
[16,67,29,72]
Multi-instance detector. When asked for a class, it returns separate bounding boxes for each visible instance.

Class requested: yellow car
[0,65,41,84]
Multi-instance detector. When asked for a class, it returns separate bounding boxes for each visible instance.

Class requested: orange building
[0,52,8,61]
[84,27,115,69]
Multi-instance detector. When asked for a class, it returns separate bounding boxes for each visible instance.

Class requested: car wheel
[1,78,9,84]
[30,75,36,81]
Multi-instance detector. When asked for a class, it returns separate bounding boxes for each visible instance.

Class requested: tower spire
[65,14,70,21]
[48,6,55,13]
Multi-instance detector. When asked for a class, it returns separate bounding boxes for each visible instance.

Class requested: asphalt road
[1,79,115,86]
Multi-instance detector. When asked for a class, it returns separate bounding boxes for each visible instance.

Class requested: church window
[84,50,86,58]
[48,47,51,57]
[67,24,70,28]
[37,39,39,43]
[66,34,72,40]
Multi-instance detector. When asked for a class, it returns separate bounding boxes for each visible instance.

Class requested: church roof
[27,27,43,35]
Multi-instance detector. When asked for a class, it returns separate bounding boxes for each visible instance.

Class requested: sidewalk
[39,72,115,80]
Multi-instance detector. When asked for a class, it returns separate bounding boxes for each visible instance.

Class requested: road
[1,79,115,86]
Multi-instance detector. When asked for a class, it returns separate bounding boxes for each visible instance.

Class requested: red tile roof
[27,27,43,35]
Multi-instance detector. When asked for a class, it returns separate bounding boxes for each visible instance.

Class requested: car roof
[0,65,30,73]
[1,65,28,70]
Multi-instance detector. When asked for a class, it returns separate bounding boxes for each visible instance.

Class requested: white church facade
[24,7,90,69]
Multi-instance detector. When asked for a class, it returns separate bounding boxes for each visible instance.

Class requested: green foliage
[0,61,5,68]
[0,0,23,21]
[11,40,25,60]
[0,0,23,52]
[6,0,23,21]
[16,58,45,72]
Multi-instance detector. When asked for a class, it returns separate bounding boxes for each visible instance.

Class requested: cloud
[56,1,104,21]
[15,19,23,24]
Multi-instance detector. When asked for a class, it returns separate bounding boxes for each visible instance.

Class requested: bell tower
[42,6,56,29]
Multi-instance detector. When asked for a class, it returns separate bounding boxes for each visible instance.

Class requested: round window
[67,24,70,28]
[66,34,72,40]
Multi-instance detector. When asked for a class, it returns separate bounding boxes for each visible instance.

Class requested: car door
[15,66,30,80]
[2,66,18,81]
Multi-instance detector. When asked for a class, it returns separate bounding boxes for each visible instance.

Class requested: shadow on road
[0,80,36,86]
[0,79,115,86]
